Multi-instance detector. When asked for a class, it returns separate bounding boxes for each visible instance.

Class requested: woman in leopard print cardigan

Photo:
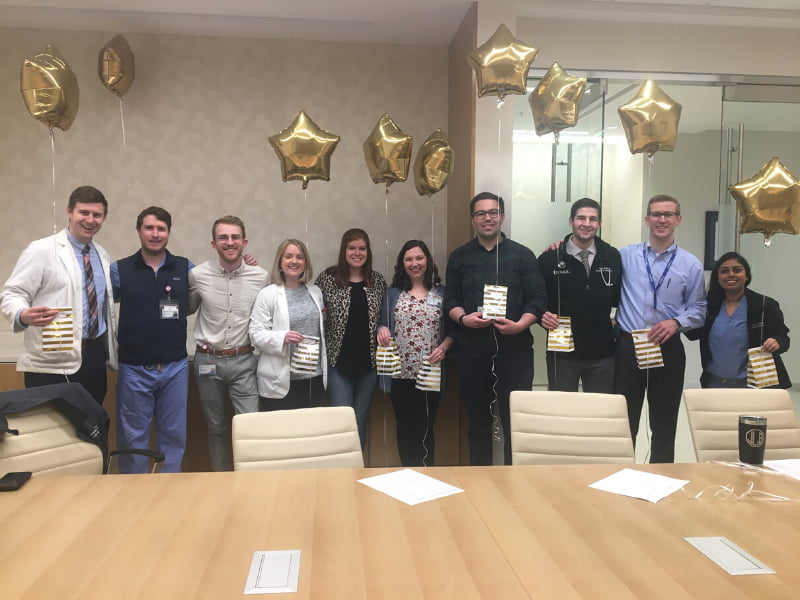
[316,228,386,447]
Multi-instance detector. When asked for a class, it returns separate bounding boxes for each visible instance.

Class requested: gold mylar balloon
[729,157,800,247]
[363,114,413,187]
[413,129,454,197]
[617,80,681,157]
[20,44,79,131]
[466,23,538,101]
[269,110,340,190]
[529,62,587,142]
[98,34,135,97]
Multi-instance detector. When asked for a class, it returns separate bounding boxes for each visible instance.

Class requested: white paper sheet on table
[358,469,464,505]
[244,550,301,594]
[589,468,688,503]
[764,458,800,481]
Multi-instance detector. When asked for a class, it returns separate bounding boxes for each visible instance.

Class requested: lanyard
[643,243,676,310]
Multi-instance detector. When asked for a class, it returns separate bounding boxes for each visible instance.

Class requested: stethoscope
[556,244,614,287]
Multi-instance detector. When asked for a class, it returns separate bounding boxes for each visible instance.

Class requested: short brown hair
[136,206,171,231]
[647,194,680,216]
[212,215,246,240]
[68,186,107,214]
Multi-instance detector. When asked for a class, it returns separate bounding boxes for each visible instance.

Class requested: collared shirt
[189,260,268,349]
[444,234,546,321]
[444,234,547,354]
[565,237,596,269]
[616,241,706,333]
[66,230,107,338]
[707,296,748,379]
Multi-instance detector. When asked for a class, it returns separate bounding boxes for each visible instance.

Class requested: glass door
[719,91,800,381]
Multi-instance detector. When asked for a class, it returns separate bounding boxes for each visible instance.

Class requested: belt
[82,333,106,348]
[196,344,254,357]
[711,375,747,385]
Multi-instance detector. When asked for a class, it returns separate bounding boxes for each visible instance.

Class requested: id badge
[198,364,216,376]
[427,294,443,308]
[160,300,179,320]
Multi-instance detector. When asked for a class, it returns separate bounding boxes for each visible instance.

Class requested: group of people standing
[0,186,791,472]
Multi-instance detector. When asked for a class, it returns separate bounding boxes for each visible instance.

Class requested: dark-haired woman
[316,228,386,447]
[377,240,453,466]
[690,251,790,388]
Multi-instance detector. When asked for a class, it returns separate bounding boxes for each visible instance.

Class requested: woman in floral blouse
[377,240,453,466]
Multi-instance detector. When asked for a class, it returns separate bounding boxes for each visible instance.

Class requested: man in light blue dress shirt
[614,194,706,463]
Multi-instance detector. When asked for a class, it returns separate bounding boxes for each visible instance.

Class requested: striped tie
[578,250,591,277]
[82,245,99,340]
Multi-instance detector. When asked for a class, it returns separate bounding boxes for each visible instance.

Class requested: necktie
[82,245,99,339]
[578,250,591,277]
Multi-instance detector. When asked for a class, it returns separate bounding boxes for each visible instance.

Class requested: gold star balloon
[363,114,413,187]
[413,129,454,197]
[467,23,538,101]
[729,157,800,247]
[20,44,79,131]
[269,110,340,189]
[617,80,681,157]
[529,62,587,142]
[98,34,135,97]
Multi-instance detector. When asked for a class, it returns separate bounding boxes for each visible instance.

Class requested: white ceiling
[0,0,798,45]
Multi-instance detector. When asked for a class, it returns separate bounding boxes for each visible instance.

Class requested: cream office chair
[232,406,364,471]
[509,391,635,465]
[682,388,800,462]
[0,404,104,475]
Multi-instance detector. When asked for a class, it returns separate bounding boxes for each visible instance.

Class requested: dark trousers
[24,337,108,405]
[260,376,324,411]
[390,378,440,467]
[546,354,615,393]
[614,333,685,463]
[458,347,533,465]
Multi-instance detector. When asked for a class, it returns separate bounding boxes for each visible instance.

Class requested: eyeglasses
[473,209,501,219]
[215,234,243,242]
[648,211,678,219]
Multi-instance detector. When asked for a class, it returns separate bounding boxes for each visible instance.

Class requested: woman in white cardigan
[249,239,327,410]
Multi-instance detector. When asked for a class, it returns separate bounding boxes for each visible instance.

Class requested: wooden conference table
[2,463,799,599]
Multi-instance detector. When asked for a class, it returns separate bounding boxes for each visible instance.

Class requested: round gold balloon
[617,80,681,157]
[269,110,340,190]
[466,23,538,101]
[413,129,454,197]
[98,34,135,97]
[529,62,587,142]
[20,44,79,131]
[363,114,413,187]
[729,157,800,247]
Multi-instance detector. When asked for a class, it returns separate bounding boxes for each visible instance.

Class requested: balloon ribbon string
[430,195,435,263]
[304,188,308,233]
[384,184,391,468]
[119,97,133,206]
[50,127,57,234]
[119,97,127,149]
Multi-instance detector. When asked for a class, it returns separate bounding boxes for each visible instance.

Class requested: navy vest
[116,250,189,365]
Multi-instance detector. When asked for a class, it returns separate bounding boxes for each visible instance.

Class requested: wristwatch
[458,313,467,327]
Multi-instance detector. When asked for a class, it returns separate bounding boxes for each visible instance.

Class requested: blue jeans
[327,366,377,447]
